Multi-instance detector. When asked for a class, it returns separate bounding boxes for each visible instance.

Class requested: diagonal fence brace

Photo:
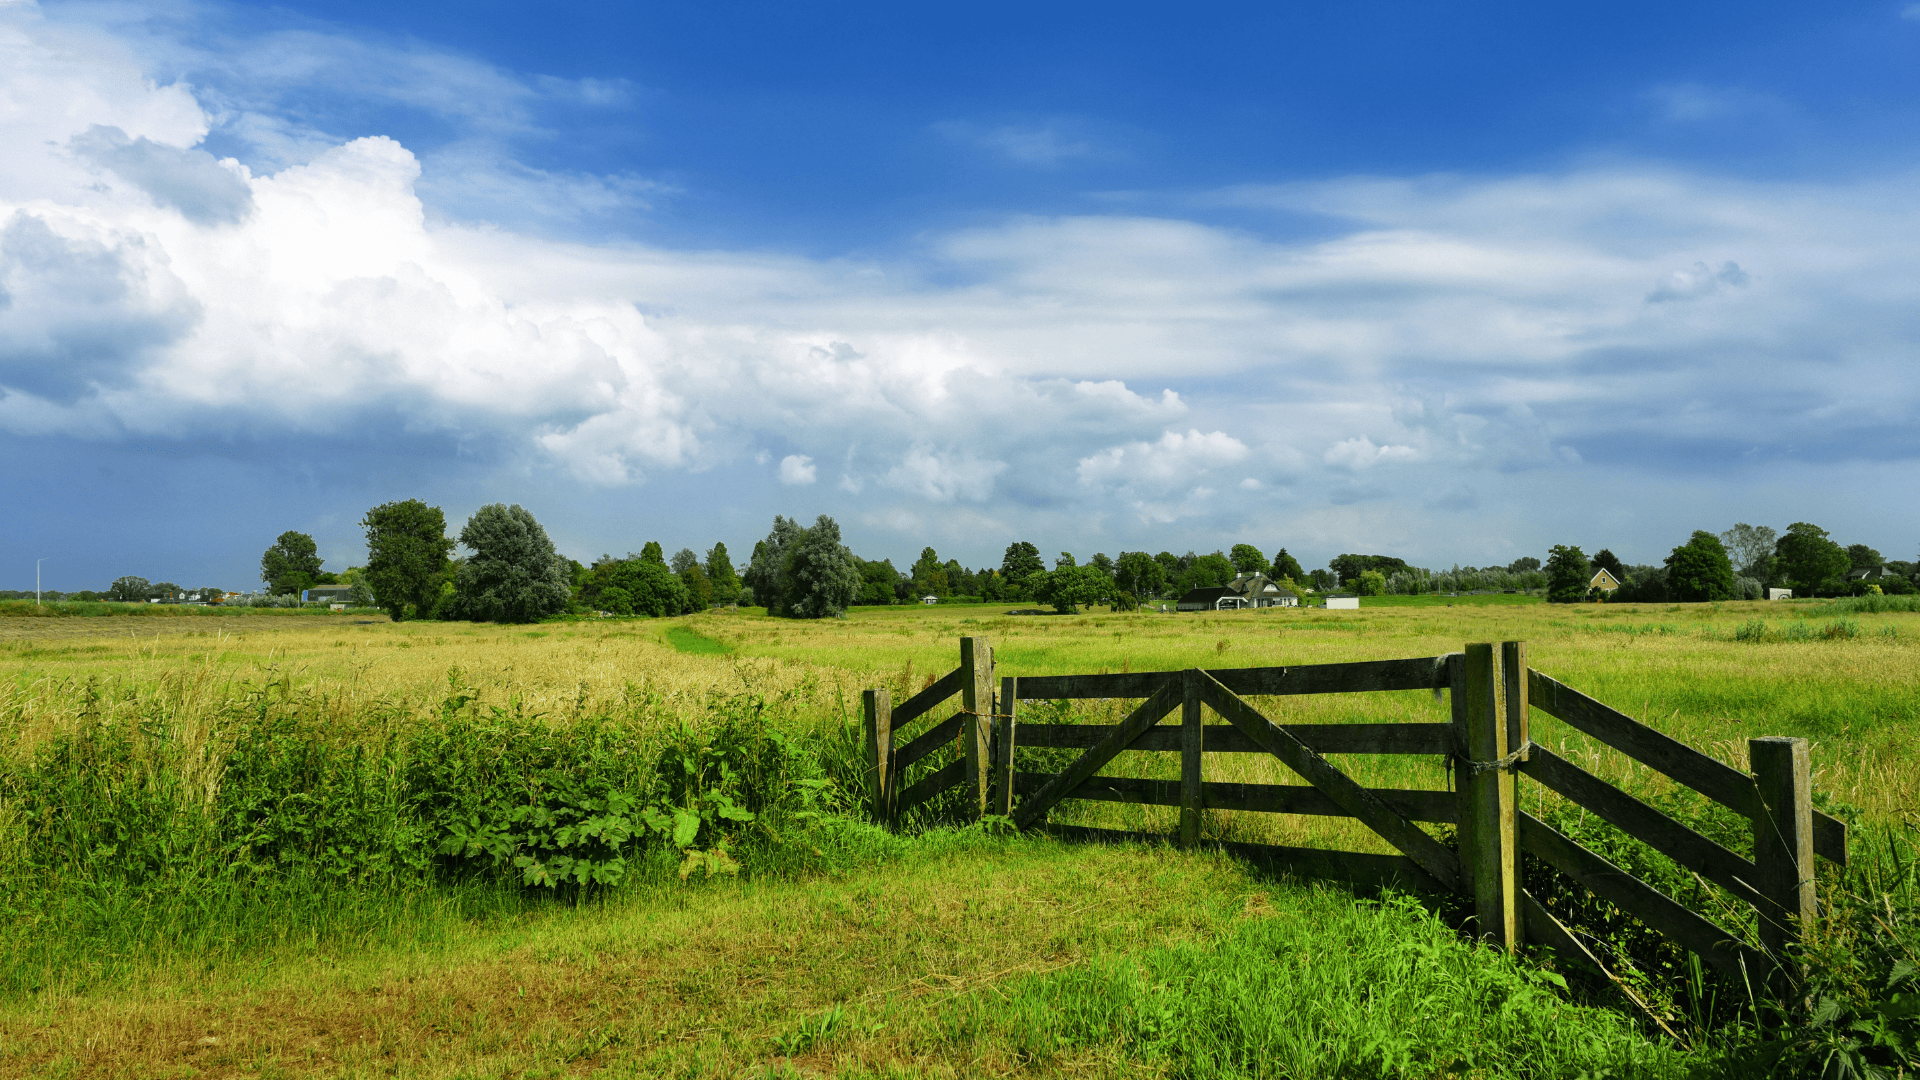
[1197,669,1465,895]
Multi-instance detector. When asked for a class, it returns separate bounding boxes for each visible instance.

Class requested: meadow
[0,595,1915,1077]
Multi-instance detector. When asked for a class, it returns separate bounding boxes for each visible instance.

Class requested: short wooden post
[1751,736,1815,961]
[1180,669,1204,845]
[863,688,893,826]
[993,676,1018,816]
[1461,642,1521,950]
[961,636,993,820]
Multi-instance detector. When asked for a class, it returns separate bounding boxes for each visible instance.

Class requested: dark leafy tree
[1000,542,1045,586]
[1664,531,1736,602]
[1329,554,1409,588]
[1271,548,1305,584]
[1357,570,1387,596]
[680,561,713,610]
[1848,544,1885,571]
[1114,551,1166,599]
[1308,568,1334,592]
[1154,552,1182,584]
[260,530,323,596]
[857,558,902,605]
[601,561,687,616]
[1229,544,1268,575]
[912,547,951,597]
[784,515,862,618]
[743,517,807,614]
[1591,548,1626,583]
[1054,552,1077,569]
[1506,556,1541,574]
[1545,545,1591,604]
[705,543,741,602]
[107,577,151,602]
[944,559,977,597]
[1718,523,1778,578]
[640,541,666,566]
[1090,552,1115,579]
[670,548,699,575]
[361,499,455,621]
[1031,564,1118,613]
[1774,523,1852,597]
[1176,551,1236,594]
[449,503,571,623]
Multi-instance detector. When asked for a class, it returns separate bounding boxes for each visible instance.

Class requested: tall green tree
[449,504,571,623]
[743,516,808,614]
[680,561,713,610]
[1271,548,1305,584]
[785,515,862,618]
[1718,523,1778,578]
[911,547,951,597]
[705,542,741,602]
[1089,553,1115,579]
[1229,544,1268,575]
[1000,542,1045,588]
[1664,531,1735,602]
[107,576,151,602]
[1545,545,1591,604]
[670,548,699,574]
[639,541,666,566]
[1031,564,1118,614]
[260,530,323,596]
[361,499,455,621]
[1774,522,1851,597]
[1114,551,1166,599]
[857,557,902,605]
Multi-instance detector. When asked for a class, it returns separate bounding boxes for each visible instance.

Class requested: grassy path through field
[0,832,1689,1079]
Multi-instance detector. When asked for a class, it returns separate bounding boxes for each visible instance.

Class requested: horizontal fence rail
[865,637,1845,990]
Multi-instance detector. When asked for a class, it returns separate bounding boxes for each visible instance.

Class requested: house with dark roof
[1176,573,1301,612]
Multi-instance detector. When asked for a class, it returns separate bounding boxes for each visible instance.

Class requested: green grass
[664,624,731,654]
[2,600,1917,1076]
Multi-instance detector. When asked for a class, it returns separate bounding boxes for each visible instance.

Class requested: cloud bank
[2,2,1917,577]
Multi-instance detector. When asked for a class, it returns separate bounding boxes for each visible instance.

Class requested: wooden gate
[861,636,996,825]
[867,638,1847,986]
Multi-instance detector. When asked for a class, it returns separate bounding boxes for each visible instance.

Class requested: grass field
[0,597,1916,1077]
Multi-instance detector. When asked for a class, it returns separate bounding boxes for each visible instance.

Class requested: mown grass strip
[664,624,731,655]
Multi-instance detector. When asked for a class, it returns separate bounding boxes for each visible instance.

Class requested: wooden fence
[864,636,1846,986]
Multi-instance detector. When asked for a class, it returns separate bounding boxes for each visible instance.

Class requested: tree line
[1540,523,1915,604]
[38,508,1907,619]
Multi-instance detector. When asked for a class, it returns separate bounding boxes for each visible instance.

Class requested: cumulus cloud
[778,454,816,485]
[69,125,254,225]
[880,446,1006,503]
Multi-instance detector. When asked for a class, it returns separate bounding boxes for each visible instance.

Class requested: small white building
[1767,588,1793,601]
[920,595,939,605]
[1324,596,1360,610]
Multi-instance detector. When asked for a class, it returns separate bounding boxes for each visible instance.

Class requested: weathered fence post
[863,688,893,826]
[993,676,1018,816]
[961,636,993,820]
[1460,641,1521,949]
[1751,736,1815,962]
[1180,669,1204,845]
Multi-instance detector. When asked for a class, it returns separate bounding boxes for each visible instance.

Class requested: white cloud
[3,5,1920,568]
[778,454,816,485]
[1324,437,1420,472]
[880,446,1005,503]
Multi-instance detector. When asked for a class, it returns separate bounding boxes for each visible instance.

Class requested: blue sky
[3,0,1918,591]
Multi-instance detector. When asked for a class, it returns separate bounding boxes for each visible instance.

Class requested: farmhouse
[1175,573,1300,612]
[1590,568,1620,594]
